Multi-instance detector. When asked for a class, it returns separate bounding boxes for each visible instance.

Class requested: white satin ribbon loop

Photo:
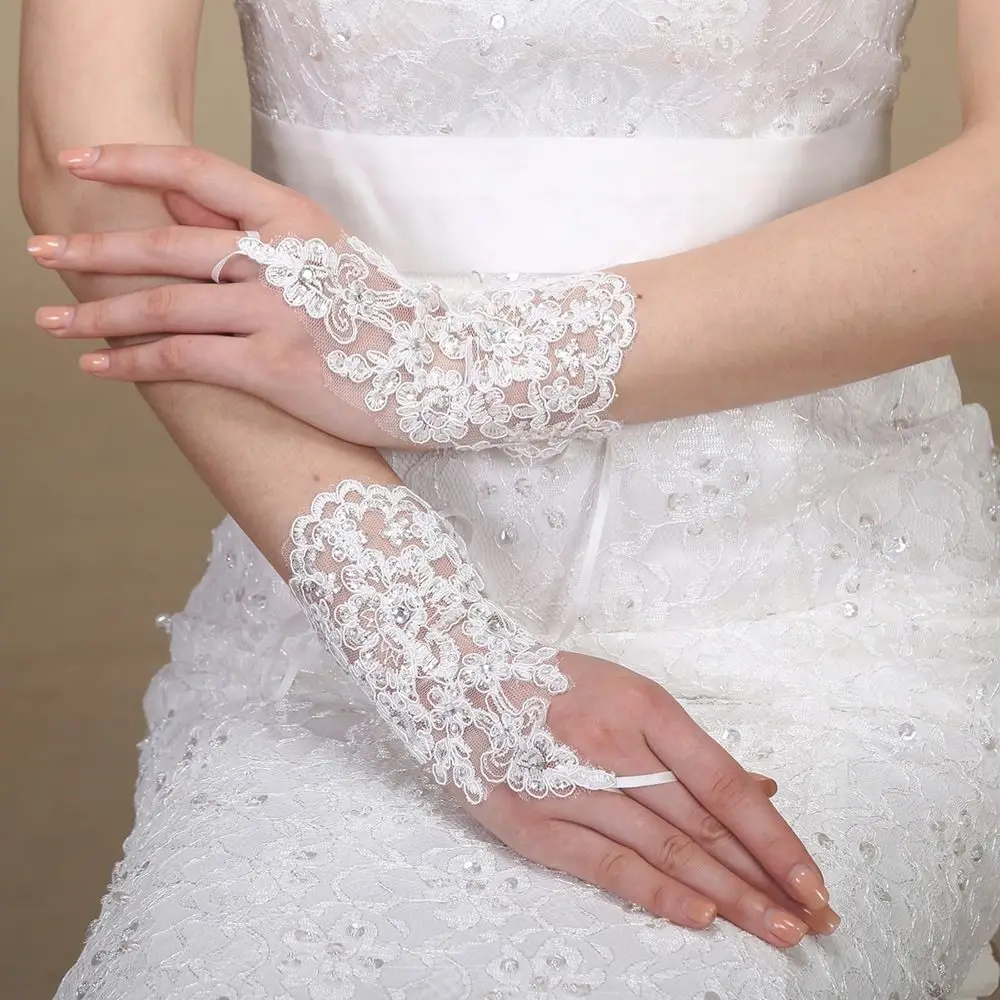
[211,230,262,284]
[614,769,678,789]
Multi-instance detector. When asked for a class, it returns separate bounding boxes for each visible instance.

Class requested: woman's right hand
[461,650,841,949]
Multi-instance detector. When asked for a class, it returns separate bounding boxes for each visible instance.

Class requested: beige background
[1,2,998,998]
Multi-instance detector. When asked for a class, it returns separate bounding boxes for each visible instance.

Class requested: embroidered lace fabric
[56,522,1000,1000]
[227,232,637,457]
[52,0,1000,998]
[286,480,618,801]
[233,0,917,138]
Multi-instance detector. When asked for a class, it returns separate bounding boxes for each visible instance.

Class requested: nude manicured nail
[684,900,716,927]
[811,908,842,936]
[749,773,779,797]
[766,910,808,946]
[26,236,66,258]
[35,306,74,330]
[58,147,100,168]
[786,864,829,910]
[80,353,109,372]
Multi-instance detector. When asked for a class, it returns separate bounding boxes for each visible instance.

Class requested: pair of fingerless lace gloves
[225,230,657,804]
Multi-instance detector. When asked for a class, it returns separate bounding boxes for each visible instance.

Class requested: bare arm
[36,0,1000,454]
[18,0,395,567]
[610,0,1000,423]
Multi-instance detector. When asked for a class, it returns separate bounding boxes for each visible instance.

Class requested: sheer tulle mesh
[234,231,637,458]
[285,480,617,803]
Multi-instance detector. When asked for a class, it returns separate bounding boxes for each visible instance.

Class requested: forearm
[22,161,399,570]
[19,0,402,569]
[613,123,1000,423]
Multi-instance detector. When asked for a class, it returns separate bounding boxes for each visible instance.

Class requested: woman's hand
[30,143,398,447]
[30,144,638,459]
[463,650,840,947]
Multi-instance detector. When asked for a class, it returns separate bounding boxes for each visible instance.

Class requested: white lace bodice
[232,0,998,644]
[234,0,916,138]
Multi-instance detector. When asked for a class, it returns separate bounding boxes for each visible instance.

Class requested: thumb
[164,189,240,231]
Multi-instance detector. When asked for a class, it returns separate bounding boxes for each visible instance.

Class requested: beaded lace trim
[233,232,637,459]
[286,480,618,803]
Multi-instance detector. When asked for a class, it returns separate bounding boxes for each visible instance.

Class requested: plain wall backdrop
[2,2,998,998]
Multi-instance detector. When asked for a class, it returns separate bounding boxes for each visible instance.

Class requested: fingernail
[811,908,841,936]
[684,900,716,927]
[27,236,67,259]
[766,909,808,946]
[749,774,779,797]
[80,353,109,372]
[35,306,75,330]
[59,147,100,168]
[786,864,829,911]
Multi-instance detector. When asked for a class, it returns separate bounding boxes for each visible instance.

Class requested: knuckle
[144,285,176,322]
[177,146,212,175]
[695,812,736,852]
[74,231,105,261]
[733,887,761,921]
[148,227,179,258]
[283,191,319,221]
[159,336,190,375]
[595,849,631,887]
[623,676,661,713]
[655,832,697,873]
[649,882,677,919]
[708,769,749,810]
[77,300,105,336]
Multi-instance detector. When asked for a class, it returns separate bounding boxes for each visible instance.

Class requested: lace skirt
[54,488,1000,1000]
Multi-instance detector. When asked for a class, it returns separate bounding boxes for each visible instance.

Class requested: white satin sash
[251,109,892,274]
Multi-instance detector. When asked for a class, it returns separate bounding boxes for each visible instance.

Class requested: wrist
[286,479,617,802]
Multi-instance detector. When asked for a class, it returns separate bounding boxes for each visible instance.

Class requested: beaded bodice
[234,0,916,138]
[228,0,1000,642]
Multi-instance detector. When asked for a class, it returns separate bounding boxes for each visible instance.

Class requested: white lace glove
[286,479,674,804]
[36,146,638,458]
[217,231,637,459]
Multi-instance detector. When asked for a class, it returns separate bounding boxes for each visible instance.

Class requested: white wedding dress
[57,1,1000,998]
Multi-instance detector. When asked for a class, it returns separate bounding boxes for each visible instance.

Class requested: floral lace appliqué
[235,232,637,458]
[286,479,617,803]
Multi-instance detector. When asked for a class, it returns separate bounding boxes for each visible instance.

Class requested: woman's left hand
[30,143,414,449]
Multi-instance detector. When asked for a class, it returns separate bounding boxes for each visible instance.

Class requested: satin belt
[251,109,892,274]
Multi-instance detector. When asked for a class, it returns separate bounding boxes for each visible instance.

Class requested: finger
[644,702,833,915]
[58,145,292,228]
[627,780,840,937]
[36,284,267,340]
[749,773,778,798]
[78,335,254,390]
[28,228,257,283]
[529,819,718,931]
[559,791,808,949]
[164,189,240,230]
